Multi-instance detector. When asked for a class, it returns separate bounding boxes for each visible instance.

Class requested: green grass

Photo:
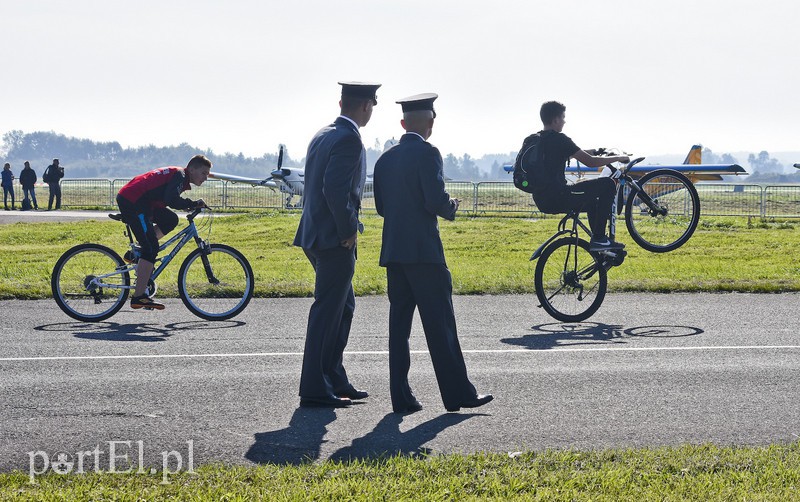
[3,212,800,299]
[2,443,799,500]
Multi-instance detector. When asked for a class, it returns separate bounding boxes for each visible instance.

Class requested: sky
[2,0,798,162]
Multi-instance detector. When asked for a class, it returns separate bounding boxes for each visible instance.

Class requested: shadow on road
[245,410,481,465]
[329,412,480,462]
[34,320,245,342]
[501,322,704,350]
[245,407,337,465]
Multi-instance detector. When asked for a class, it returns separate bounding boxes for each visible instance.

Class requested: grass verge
[2,443,799,500]
[2,212,800,299]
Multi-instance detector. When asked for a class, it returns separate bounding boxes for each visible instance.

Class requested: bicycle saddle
[108,213,124,221]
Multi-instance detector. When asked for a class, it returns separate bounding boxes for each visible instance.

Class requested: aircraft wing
[565,163,747,182]
[209,171,278,188]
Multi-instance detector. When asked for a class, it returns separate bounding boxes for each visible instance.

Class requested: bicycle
[51,207,254,322]
[532,157,700,322]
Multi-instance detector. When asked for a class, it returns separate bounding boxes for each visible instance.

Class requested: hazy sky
[2,0,798,161]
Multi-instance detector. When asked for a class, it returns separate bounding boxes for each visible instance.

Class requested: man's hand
[194,198,208,209]
[451,198,460,211]
[340,232,357,250]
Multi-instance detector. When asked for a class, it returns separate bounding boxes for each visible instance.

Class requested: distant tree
[748,151,783,175]
[702,147,720,164]
[443,153,461,180]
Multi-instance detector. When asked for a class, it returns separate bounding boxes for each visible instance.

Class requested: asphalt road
[2,293,799,474]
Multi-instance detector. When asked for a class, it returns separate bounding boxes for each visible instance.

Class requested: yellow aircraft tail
[682,144,702,165]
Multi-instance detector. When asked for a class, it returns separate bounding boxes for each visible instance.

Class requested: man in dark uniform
[374,93,493,414]
[293,81,379,408]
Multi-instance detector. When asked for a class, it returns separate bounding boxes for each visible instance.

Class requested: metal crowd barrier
[14,179,800,218]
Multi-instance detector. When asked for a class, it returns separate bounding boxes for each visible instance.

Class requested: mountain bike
[51,207,254,322]
[532,157,700,322]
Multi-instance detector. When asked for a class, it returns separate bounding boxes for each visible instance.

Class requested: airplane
[208,145,306,208]
[208,145,375,208]
[504,144,748,184]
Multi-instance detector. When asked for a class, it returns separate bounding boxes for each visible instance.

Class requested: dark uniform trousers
[299,245,356,398]
[386,262,477,410]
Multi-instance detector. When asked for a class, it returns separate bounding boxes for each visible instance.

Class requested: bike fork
[196,239,220,285]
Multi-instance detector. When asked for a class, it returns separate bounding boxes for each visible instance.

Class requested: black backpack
[512,132,548,193]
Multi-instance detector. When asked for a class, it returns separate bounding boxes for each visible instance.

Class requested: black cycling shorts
[116,195,179,262]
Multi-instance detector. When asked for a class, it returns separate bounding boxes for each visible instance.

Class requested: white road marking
[1,345,799,362]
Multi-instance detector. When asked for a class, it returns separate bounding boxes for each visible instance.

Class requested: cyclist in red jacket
[117,155,211,310]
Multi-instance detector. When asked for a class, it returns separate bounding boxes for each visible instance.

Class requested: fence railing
[7,180,800,218]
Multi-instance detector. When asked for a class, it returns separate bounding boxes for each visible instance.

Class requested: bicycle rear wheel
[178,244,254,321]
[625,169,700,252]
[534,237,607,322]
[51,244,131,322]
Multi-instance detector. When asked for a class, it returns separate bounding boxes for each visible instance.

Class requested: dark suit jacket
[374,133,457,266]
[293,117,365,250]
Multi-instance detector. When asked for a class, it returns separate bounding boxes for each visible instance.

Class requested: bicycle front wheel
[51,244,131,322]
[534,237,607,322]
[625,169,700,252]
[178,244,254,321]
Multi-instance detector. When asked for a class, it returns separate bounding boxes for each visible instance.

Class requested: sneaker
[130,295,165,310]
[589,236,626,252]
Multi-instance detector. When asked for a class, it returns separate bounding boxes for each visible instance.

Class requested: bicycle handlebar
[187,206,210,221]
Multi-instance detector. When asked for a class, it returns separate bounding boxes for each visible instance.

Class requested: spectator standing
[19,161,38,210]
[42,158,64,210]
[2,163,15,210]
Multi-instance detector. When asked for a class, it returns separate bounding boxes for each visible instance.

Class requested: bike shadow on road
[500,322,704,350]
[34,320,245,342]
[328,412,480,462]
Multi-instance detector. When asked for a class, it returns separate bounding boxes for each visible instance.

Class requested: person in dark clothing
[116,155,211,310]
[2,163,15,210]
[19,161,38,210]
[374,93,493,414]
[42,158,64,210]
[530,101,630,251]
[293,81,379,409]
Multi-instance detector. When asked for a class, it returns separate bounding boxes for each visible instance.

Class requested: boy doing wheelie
[528,101,630,251]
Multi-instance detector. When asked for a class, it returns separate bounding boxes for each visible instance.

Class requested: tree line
[1,130,794,182]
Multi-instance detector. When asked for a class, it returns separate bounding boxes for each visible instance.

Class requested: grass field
[2,212,800,299]
[2,443,799,500]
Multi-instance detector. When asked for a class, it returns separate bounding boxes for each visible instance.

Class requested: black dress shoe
[393,400,423,414]
[299,395,352,408]
[335,387,369,400]
[446,394,493,412]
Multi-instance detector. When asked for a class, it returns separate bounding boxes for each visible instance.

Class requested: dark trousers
[48,182,61,210]
[299,245,356,398]
[2,187,13,208]
[23,187,38,208]
[534,177,616,237]
[386,263,476,410]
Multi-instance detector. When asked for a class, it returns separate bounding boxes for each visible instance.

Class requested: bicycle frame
[530,211,591,261]
[89,212,207,292]
[531,158,650,262]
